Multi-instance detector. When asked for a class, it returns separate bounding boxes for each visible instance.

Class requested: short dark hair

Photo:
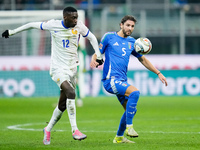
[120,15,137,24]
[63,6,77,15]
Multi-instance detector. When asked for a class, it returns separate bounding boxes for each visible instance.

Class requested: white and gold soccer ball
[134,37,152,55]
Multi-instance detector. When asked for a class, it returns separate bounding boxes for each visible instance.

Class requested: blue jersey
[99,32,142,81]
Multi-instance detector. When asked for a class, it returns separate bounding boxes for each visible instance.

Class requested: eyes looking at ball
[120,20,135,38]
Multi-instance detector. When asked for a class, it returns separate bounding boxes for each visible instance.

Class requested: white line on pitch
[6,122,200,134]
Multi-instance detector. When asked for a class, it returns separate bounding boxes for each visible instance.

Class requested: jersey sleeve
[131,50,143,58]
[40,19,55,31]
[99,32,110,54]
[77,20,89,37]
[9,22,42,36]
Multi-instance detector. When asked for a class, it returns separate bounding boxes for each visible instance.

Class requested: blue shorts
[102,78,130,105]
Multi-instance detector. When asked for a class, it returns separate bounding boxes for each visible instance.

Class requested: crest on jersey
[72,29,77,35]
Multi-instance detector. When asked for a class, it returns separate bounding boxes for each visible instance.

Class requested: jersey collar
[115,32,130,39]
[61,20,69,29]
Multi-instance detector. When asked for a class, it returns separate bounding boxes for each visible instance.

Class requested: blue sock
[117,112,126,136]
[126,91,140,125]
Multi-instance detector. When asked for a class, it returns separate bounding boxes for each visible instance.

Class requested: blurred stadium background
[0,0,200,98]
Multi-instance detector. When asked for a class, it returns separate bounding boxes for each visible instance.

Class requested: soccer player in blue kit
[90,15,168,143]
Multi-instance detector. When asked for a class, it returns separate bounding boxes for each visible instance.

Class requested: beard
[122,28,132,37]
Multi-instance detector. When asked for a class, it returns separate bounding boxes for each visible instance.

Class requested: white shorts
[50,67,77,89]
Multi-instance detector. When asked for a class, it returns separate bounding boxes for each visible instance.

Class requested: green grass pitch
[0,96,199,150]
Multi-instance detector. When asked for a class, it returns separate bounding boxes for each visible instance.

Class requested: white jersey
[40,19,89,71]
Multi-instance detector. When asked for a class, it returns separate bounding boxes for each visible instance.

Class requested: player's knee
[58,103,66,112]
[67,88,76,99]
[128,90,140,108]
[62,86,76,99]
[61,81,76,99]
[129,90,140,99]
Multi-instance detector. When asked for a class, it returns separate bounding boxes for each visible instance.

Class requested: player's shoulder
[101,32,115,41]
[104,32,115,37]
[43,19,61,25]
[127,36,136,43]
[45,19,59,23]
[76,20,85,27]
[75,20,88,30]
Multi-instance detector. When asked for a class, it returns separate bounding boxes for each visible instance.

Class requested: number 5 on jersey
[122,48,126,56]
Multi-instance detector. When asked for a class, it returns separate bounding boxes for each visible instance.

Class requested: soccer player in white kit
[2,6,103,145]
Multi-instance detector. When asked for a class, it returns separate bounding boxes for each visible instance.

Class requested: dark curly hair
[120,15,137,24]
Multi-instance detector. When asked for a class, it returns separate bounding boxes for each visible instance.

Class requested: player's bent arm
[138,56,168,86]
[8,22,42,36]
[86,32,102,60]
[138,56,160,74]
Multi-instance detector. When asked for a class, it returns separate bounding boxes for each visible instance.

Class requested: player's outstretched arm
[138,56,168,86]
[86,32,104,63]
[2,22,42,38]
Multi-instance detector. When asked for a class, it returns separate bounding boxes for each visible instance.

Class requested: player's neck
[117,30,127,38]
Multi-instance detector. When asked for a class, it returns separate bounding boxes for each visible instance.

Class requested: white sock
[126,124,133,128]
[46,105,63,132]
[67,99,78,133]
[116,135,123,137]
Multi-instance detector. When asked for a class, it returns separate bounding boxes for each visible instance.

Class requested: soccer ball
[134,37,152,55]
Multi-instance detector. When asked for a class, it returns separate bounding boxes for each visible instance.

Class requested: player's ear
[119,23,123,29]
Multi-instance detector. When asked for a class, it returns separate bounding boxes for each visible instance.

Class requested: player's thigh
[117,94,128,106]
[103,78,130,95]
[124,85,139,97]
[102,79,114,94]
[112,79,131,95]
[103,79,128,106]
[50,68,77,89]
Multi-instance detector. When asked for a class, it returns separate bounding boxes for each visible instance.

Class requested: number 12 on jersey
[62,39,69,48]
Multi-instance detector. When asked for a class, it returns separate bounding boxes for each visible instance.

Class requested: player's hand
[158,73,168,86]
[90,54,104,68]
[90,57,98,68]
[2,30,9,38]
